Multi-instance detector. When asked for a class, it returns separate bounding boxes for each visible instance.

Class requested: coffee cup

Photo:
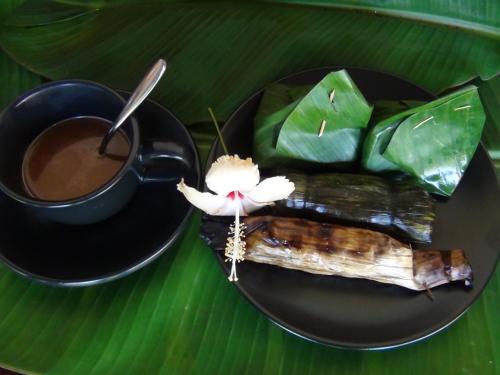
[0,80,192,224]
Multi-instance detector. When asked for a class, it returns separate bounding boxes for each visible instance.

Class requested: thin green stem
[208,107,229,155]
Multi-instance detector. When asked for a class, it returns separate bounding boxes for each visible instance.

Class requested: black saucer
[206,67,500,349]
[0,91,201,286]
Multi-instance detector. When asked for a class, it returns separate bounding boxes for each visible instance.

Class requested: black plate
[0,91,201,286]
[205,68,500,349]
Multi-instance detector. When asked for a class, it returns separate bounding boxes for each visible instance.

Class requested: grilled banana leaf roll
[272,172,435,244]
[201,216,472,291]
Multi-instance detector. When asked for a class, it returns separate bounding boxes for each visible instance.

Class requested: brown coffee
[22,117,130,201]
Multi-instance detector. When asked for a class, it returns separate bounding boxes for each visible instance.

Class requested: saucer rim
[0,89,202,287]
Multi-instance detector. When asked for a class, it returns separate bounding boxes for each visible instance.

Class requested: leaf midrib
[36,0,500,40]
[262,1,500,39]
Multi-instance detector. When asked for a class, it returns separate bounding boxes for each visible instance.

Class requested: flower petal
[177,179,236,216]
[239,198,267,215]
[205,154,260,196]
[238,176,295,215]
[247,176,295,203]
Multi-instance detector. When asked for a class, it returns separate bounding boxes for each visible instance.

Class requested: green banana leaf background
[0,1,498,374]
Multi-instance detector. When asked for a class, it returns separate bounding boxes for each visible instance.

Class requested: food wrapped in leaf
[371,100,425,121]
[272,171,435,244]
[360,100,426,173]
[202,216,472,291]
[362,86,486,196]
[363,89,476,173]
[253,83,310,167]
[254,70,373,167]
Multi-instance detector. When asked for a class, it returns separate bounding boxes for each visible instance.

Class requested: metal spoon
[98,59,167,154]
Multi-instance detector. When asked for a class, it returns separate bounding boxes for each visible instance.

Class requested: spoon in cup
[98,58,167,155]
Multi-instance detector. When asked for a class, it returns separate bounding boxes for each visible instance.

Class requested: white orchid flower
[177,154,295,281]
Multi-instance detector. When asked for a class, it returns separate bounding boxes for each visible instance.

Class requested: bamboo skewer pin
[329,89,336,103]
[318,89,336,137]
[411,103,471,131]
[318,120,327,137]
[413,116,434,130]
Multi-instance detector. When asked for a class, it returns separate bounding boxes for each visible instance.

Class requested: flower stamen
[224,193,247,281]
[177,154,294,283]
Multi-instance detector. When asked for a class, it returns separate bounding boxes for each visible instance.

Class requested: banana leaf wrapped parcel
[254,70,373,168]
[272,171,435,244]
[362,86,486,196]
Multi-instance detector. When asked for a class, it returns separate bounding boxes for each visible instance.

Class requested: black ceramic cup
[0,80,191,224]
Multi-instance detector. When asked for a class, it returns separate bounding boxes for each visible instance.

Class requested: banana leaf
[0,0,498,124]
[362,86,481,174]
[383,86,485,196]
[254,70,372,166]
[0,1,498,374]
[478,75,500,163]
[253,83,310,167]
[371,100,426,122]
[362,100,426,172]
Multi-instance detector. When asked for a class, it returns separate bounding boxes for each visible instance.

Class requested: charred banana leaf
[272,172,435,244]
[201,216,472,291]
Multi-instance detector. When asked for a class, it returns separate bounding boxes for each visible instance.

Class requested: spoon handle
[99,59,167,154]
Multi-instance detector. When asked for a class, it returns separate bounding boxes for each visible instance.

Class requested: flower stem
[208,107,229,155]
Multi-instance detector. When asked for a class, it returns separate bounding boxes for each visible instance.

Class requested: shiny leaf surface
[363,86,481,174]
[384,87,485,196]
[0,1,498,374]
[275,70,372,163]
[0,0,498,124]
[253,83,310,167]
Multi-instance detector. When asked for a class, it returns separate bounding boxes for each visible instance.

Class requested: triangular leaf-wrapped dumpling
[276,70,373,163]
[253,70,372,167]
[383,87,485,196]
[360,100,426,172]
[361,86,475,173]
[363,85,485,196]
[253,83,311,167]
[362,86,476,173]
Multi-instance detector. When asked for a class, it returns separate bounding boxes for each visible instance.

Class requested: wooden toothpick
[318,120,326,137]
[329,89,335,103]
[413,116,434,130]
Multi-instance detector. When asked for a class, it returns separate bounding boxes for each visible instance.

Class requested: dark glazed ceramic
[0,80,191,224]
[205,67,500,349]
[0,90,201,286]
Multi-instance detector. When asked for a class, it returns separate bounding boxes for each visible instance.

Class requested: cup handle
[137,139,191,183]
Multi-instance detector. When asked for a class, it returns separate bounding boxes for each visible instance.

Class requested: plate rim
[205,66,500,350]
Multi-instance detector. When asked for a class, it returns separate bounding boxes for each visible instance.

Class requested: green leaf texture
[275,70,372,163]
[0,214,498,374]
[0,1,498,374]
[479,75,500,161]
[384,87,485,196]
[253,83,310,167]
[371,100,426,122]
[361,100,427,173]
[0,0,498,124]
[0,48,497,374]
[363,86,473,172]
